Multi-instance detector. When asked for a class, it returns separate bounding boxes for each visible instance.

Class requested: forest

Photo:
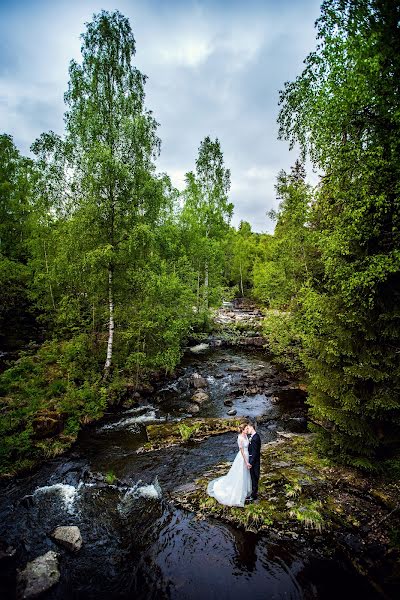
[1,0,399,482]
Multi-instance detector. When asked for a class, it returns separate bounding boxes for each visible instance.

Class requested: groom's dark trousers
[248,432,261,499]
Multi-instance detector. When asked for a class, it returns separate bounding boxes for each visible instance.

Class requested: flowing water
[0,348,381,599]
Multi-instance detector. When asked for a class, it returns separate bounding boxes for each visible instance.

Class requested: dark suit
[248,432,261,499]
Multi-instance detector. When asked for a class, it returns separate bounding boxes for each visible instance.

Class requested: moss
[141,417,243,452]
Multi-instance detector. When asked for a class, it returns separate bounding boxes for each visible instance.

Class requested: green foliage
[284,482,302,498]
[274,0,400,465]
[0,335,107,475]
[0,135,39,350]
[178,422,202,442]
[181,136,233,311]
[105,470,117,484]
[252,162,313,309]
[289,500,324,531]
[262,310,304,374]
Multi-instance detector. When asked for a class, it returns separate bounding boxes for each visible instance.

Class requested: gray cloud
[0,0,322,232]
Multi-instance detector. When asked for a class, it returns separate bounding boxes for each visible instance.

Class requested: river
[0,348,381,599]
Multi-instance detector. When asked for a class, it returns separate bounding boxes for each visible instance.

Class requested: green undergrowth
[0,334,142,478]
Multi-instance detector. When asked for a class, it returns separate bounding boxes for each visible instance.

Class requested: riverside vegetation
[0,0,399,539]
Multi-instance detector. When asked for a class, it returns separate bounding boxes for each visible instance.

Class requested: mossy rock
[142,417,243,451]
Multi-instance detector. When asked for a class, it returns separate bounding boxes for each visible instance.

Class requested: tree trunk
[196,267,201,313]
[43,240,55,309]
[203,260,209,309]
[103,266,114,377]
[239,260,244,296]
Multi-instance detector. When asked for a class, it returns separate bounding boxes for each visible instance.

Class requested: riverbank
[172,432,400,596]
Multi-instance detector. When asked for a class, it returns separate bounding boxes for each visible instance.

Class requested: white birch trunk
[103,267,114,376]
[196,268,201,313]
[203,260,209,309]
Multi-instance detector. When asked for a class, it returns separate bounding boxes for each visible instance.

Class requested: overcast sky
[0,0,322,232]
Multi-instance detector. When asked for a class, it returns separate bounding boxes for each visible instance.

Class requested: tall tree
[0,135,39,349]
[278,0,400,466]
[33,10,162,377]
[252,162,312,308]
[182,136,233,310]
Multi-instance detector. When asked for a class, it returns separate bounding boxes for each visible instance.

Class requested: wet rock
[340,533,364,553]
[17,550,60,599]
[191,390,210,404]
[124,384,141,398]
[246,387,259,395]
[32,410,64,440]
[223,399,233,406]
[50,526,82,553]
[187,403,200,414]
[227,408,237,416]
[144,417,242,451]
[191,373,208,389]
[228,387,245,397]
[227,365,243,372]
[285,417,307,433]
[0,540,16,596]
[136,383,154,395]
[239,336,266,347]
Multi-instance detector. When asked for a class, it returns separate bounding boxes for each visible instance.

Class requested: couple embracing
[207,419,261,507]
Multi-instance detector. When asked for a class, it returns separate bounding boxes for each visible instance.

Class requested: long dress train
[207,434,252,507]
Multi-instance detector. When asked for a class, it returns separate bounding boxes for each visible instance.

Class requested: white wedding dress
[207,434,252,507]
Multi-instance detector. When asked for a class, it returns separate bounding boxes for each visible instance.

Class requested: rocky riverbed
[0,300,399,599]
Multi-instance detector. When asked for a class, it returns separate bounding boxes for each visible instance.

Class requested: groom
[246,420,261,502]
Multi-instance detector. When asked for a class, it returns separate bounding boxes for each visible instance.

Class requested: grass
[178,422,202,441]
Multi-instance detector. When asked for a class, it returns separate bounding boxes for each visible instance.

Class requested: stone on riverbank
[50,525,82,553]
[191,373,208,389]
[191,390,209,404]
[17,550,60,599]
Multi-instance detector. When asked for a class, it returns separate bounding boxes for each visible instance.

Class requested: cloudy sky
[0,0,322,232]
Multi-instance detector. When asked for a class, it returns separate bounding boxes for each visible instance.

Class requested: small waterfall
[31,482,83,514]
[98,406,164,431]
[117,477,162,516]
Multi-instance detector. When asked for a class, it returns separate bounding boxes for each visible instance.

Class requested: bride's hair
[237,420,248,433]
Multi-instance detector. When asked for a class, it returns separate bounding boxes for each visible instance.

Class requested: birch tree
[182,136,232,310]
[33,10,161,377]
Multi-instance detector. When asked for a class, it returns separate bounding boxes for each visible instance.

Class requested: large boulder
[191,390,210,405]
[17,551,60,599]
[50,526,82,553]
[191,373,208,389]
[187,403,200,414]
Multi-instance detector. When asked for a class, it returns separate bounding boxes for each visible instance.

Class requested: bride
[207,421,252,507]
